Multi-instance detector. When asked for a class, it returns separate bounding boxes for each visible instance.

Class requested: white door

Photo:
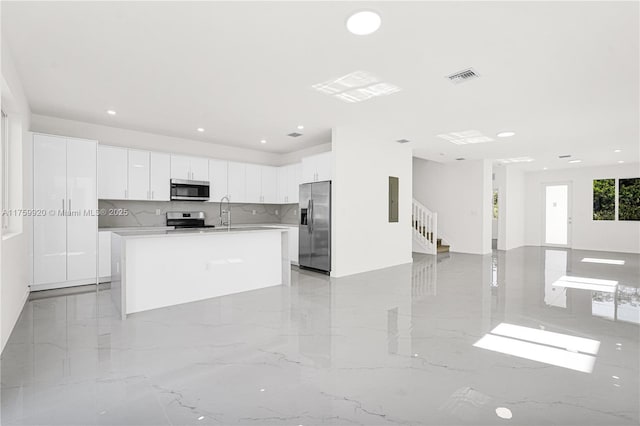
[261,166,278,204]
[245,163,262,203]
[277,166,288,203]
[190,157,209,181]
[543,183,572,247]
[170,155,191,180]
[150,152,170,201]
[33,134,67,285]
[301,156,316,183]
[227,162,246,202]
[209,159,228,201]
[315,152,332,181]
[127,149,150,200]
[288,163,301,203]
[66,138,97,281]
[98,145,127,199]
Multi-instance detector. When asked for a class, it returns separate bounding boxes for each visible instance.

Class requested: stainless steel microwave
[170,179,210,201]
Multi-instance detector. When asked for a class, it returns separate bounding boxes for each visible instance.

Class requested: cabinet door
[98,145,128,199]
[288,163,301,203]
[150,152,171,201]
[277,166,288,203]
[127,149,150,200]
[209,159,228,201]
[245,164,262,203]
[227,162,246,203]
[66,138,97,282]
[170,155,191,180]
[261,166,278,204]
[315,152,333,181]
[98,231,111,279]
[288,227,299,264]
[301,156,316,183]
[190,157,209,181]
[33,134,67,285]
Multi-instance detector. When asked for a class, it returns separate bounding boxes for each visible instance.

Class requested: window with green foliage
[593,179,615,220]
[493,191,498,219]
[619,178,640,221]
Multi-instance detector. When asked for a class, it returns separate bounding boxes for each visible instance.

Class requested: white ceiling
[2,1,638,169]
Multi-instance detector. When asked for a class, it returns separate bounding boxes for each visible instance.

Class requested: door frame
[541,181,573,248]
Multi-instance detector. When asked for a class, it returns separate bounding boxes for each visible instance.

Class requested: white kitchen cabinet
[98,231,111,282]
[190,157,209,181]
[34,134,97,287]
[150,152,170,200]
[287,226,299,265]
[208,159,228,202]
[227,161,246,203]
[277,166,288,203]
[98,145,128,199]
[127,149,150,200]
[301,152,332,183]
[288,163,301,203]
[171,155,208,181]
[245,163,262,203]
[261,166,278,204]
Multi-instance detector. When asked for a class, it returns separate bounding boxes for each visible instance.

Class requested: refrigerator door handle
[308,199,313,233]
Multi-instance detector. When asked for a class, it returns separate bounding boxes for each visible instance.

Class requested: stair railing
[412,198,437,255]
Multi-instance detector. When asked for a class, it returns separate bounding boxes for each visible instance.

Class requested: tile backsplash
[99,200,299,228]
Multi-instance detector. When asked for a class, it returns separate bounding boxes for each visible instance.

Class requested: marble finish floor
[1,247,639,425]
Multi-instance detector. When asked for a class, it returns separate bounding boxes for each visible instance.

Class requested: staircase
[412,198,449,255]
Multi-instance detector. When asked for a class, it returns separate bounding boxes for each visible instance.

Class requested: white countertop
[112,226,290,239]
[99,226,175,232]
[101,223,297,232]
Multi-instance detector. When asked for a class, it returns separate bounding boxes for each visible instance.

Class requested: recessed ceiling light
[346,11,381,35]
[495,407,513,420]
[618,160,624,164]
[106,110,116,116]
[496,131,516,138]
[197,128,204,132]
[568,159,582,163]
[614,149,622,153]
[260,139,267,144]
[543,167,548,170]
[437,130,494,145]
[297,125,304,130]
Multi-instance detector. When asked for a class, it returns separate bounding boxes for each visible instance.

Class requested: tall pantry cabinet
[33,134,98,288]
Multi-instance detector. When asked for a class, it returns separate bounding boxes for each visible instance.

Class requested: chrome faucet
[219,196,231,229]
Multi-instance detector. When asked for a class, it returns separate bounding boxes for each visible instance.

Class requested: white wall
[1,38,32,352]
[413,158,493,255]
[524,163,640,253]
[502,166,526,250]
[331,126,413,277]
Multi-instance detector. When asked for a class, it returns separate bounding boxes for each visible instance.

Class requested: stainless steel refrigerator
[299,181,331,273]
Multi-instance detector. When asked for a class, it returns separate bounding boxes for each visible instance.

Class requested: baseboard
[30,277,98,292]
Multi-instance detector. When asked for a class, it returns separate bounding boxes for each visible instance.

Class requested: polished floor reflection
[2,247,639,425]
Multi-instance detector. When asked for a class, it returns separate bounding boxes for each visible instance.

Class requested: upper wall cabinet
[170,155,208,181]
[227,161,246,203]
[98,145,128,199]
[261,166,278,204]
[301,152,332,183]
[208,159,228,202]
[277,163,301,204]
[99,146,170,201]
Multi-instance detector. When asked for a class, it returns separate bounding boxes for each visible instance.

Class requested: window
[593,179,615,220]
[492,191,498,219]
[1,109,8,232]
[619,178,640,221]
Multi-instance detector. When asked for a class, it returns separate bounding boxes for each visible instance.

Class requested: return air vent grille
[558,154,572,159]
[396,139,411,144]
[447,68,479,84]
[455,157,466,161]
[287,132,303,138]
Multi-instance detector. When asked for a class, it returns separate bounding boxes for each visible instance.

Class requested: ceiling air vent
[287,132,303,138]
[455,157,466,161]
[558,154,572,159]
[396,139,411,144]
[446,68,479,84]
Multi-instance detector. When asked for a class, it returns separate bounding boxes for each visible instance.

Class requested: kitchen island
[110,227,290,319]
